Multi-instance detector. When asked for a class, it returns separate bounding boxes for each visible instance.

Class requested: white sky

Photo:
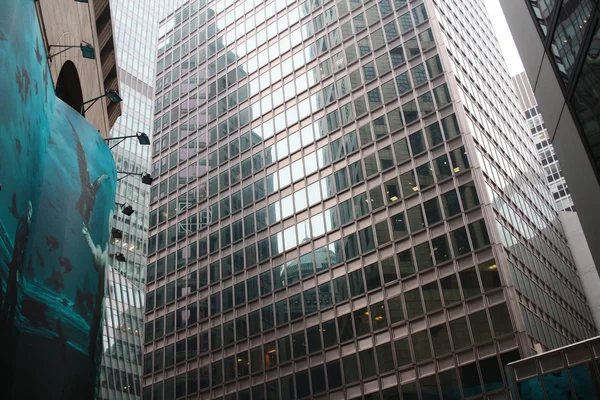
[484,0,525,76]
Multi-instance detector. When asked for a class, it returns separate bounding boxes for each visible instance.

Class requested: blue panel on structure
[0,1,117,399]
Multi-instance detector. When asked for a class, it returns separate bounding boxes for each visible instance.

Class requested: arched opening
[55,61,84,114]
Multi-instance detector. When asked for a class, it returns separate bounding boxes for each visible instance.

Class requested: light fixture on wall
[111,227,123,240]
[105,132,150,149]
[117,171,153,186]
[81,90,122,114]
[141,173,153,185]
[115,202,134,216]
[111,252,126,262]
[48,41,95,60]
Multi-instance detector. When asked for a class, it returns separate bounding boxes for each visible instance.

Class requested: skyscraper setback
[99,0,161,398]
[499,0,600,275]
[144,0,597,398]
[512,72,575,213]
[511,69,600,343]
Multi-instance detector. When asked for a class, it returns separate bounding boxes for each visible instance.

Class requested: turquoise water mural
[0,1,117,399]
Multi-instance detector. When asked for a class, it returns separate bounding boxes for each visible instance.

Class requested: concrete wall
[36,0,114,138]
[499,0,600,275]
[559,212,600,333]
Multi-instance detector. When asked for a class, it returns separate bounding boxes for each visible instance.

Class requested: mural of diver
[81,221,109,400]
[0,194,32,396]
[0,0,118,397]
[0,194,32,332]
[70,119,108,226]
[55,121,114,399]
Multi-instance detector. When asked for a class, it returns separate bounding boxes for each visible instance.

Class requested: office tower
[144,0,596,398]
[512,72,575,212]
[99,0,161,398]
[499,0,600,273]
[513,70,600,338]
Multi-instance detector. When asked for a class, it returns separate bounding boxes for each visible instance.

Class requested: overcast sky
[484,0,524,77]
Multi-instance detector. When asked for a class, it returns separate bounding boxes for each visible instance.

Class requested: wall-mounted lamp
[81,90,122,115]
[141,173,153,185]
[111,227,123,240]
[105,132,150,149]
[48,41,95,60]
[111,252,126,262]
[115,202,134,216]
[117,171,153,186]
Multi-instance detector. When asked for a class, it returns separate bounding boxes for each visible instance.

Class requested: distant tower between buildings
[98,0,162,398]
[500,0,600,275]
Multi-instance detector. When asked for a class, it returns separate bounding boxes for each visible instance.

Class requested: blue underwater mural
[0,1,117,399]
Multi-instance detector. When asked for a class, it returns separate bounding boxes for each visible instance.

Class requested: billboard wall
[0,1,117,399]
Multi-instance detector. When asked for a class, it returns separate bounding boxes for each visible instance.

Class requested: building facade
[513,69,600,342]
[512,72,575,212]
[98,0,161,398]
[559,212,600,332]
[144,0,596,399]
[37,0,121,137]
[499,0,600,273]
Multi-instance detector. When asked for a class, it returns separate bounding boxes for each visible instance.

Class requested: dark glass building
[144,0,597,399]
[499,0,600,274]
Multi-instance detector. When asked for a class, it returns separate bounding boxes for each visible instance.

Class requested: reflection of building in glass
[99,0,162,398]
[512,71,600,332]
[506,336,600,399]
[500,0,600,274]
[512,72,574,212]
[144,0,596,398]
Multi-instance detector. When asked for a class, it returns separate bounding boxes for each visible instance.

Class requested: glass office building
[505,336,600,399]
[512,72,575,212]
[144,0,596,398]
[99,0,161,398]
[499,0,600,274]
[512,71,600,334]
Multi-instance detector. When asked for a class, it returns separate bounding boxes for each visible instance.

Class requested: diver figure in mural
[0,200,31,398]
[70,119,109,226]
[81,222,107,322]
[81,218,109,393]
[0,200,32,331]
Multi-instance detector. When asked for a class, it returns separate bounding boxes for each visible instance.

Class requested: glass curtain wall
[512,72,575,212]
[436,0,595,350]
[143,0,596,399]
[99,0,162,398]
